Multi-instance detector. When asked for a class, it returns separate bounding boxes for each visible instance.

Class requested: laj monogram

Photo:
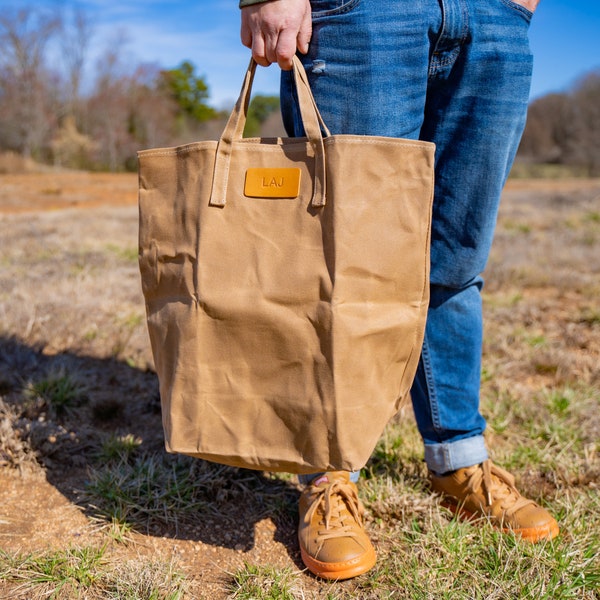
[244,168,302,198]
[262,175,286,188]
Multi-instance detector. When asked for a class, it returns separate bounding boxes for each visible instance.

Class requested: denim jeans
[284,0,534,481]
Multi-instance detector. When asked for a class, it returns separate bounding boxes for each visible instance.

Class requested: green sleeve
[239,0,272,7]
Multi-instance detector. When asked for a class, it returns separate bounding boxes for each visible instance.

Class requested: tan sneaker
[298,472,376,580]
[430,460,559,542]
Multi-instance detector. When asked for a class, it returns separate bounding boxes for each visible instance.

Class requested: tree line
[0,4,279,172]
[518,70,600,176]
[1,4,598,174]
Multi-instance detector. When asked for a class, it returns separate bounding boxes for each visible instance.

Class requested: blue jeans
[284,0,534,480]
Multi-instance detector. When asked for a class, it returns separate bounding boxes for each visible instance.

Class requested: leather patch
[244,168,301,198]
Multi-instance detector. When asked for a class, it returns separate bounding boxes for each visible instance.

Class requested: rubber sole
[300,545,377,580]
[441,501,560,543]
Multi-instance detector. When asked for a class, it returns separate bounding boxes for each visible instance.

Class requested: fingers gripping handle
[210,57,328,207]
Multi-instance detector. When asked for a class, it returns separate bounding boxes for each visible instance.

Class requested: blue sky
[39,0,600,106]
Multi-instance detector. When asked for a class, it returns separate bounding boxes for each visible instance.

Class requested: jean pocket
[499,0,533,23]
[311,0,361,18]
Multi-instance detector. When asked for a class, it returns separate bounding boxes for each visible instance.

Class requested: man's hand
[241,0,312,70]
[513,0,540,12]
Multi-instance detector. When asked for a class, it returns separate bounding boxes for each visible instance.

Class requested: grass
[0,546,105,598]
[83,452,298,537]
[84,453,213,529]
[22,367,89,418]
[95,433,143,463]
[102,558,188,600]
[110,311,146,361]
[578,308,600,325]
[229,564,301,599]
[508,162,591,179]
[105,243,138,263]
[0,547,188,600]
[367,523,599,599]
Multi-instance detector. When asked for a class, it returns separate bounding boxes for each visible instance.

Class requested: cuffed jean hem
[424,435,489,475]
[298,470,361,486]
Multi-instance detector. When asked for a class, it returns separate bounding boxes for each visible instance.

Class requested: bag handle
[210,56,329,207]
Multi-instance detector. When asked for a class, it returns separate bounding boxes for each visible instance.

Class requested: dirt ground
[0,172,138,213]
[0,172,599,598]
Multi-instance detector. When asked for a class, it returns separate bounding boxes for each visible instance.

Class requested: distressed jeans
[282,0,534,481]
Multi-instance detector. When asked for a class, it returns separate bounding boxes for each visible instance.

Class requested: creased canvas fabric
[138,57,435,473]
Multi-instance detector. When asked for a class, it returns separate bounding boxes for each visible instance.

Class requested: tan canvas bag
[138,56,435,474]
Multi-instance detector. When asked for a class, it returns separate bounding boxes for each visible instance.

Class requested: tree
[0,5,61,158]
[0,5,224,171]
[518,69,600,175]
[59,5,93,115]
[160,60,216,123]
[243,94,280,137]
[570,71,600,175]
[126,63,179,153]
[519,93,575,164]
[85,33,133,171]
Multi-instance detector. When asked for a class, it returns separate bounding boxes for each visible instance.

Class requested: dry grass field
[0,172,598,599]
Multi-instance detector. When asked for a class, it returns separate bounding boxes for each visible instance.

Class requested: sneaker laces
[305,478,365,543]
[466,460,535,517]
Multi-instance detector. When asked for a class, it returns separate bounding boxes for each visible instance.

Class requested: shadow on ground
[0,335,301,558]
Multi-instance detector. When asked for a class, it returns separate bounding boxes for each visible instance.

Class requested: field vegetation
[0,173,598,598]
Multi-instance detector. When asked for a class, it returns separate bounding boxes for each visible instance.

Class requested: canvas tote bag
[138,56,435,474]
